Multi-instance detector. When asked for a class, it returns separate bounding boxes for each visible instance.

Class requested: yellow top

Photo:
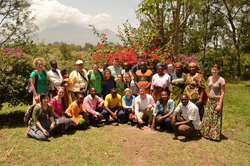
[104,94,122,109]
[65,101,84,126]
[68,69,88,92]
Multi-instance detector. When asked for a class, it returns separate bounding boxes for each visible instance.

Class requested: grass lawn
[0,81,250,165]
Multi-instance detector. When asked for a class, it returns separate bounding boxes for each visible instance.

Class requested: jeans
[101,107,126,123]
[156,113,172,129]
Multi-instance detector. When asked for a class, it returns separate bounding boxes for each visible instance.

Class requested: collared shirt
[108,66,122,77]
[174,101,201,130]
[68,69,88,92]
[153,99,176,116]
[83,94,104,116]
[47,69,63,90]
[104,94,122,109]
[135,94,155,115]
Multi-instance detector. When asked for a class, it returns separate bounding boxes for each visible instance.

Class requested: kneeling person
[102,88,126,123]
[65,93,88,129]
[83,87,104,125]
[171,94,200,139]
[27,92,57,141]
[135,87,155,126]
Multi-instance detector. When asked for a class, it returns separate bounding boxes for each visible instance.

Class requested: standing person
[171,94,200,140]
[102,69,116,100]
[65,93,88,129]
[134,61,153,95]
[150,63,171,103]
[131,55,149,78]
[83,87,105,125]
[26,92,56,141]
[166,63,174,76]
[68,60,88,100]
[134,87,155,126]
[60,67,71,110]
[100,62,109,73]
[116,73,127,97]
[102,88,126,124]
[151,91,176,130]
[121,62,132,80]
[108,57,122,77]
[200,64,225,141]
[88,63,103,97]
[30,58,49,104]
[124,73,135,93]
[49,87,75,133]
[170,62,186,105]
[47,60,63,97]
[122,88,136,124]
[184,62,206,120]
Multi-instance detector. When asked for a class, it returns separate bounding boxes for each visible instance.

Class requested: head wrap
[189,62,197,67]
[174,62,182,67]
[157,63,165,69]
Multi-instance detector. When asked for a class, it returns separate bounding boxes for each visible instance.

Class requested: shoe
[25,133,31,138]
[127,121,131,125]
[112,122,119,126]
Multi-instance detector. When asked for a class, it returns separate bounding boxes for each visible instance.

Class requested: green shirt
[30,70,47,93]
[31,104,53,126]
[116,81,126,97]
[108,66,122,77]
[88,71,102,94]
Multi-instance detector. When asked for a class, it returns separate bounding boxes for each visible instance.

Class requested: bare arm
[122,100,132,110]
[51,106,60,118]
[216,84,225,111]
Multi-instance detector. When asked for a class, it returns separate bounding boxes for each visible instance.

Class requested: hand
[157,117,163,123]
[97,114,104,119]
[171,118,176,126]
[147,105,152,109]
[131,107,135,113]
[138,118,143,124]
[215,105,221,111]
[112,113,117,119]
[151,123,155,130]
[49,123,55,131]
[42,129,48,136]
[34,94,40,103]
[98,103,104,109]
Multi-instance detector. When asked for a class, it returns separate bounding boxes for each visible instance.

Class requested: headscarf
[174,62,182,67]
[189,62,197,67]
[157,63,165,69]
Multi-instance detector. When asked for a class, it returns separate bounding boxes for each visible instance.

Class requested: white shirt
[175,101,201,130]
[47,69,63,90]
[135,94,155,115]
[130,80,137,95]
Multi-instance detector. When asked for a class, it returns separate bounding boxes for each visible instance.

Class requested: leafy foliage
[0,48,34,110]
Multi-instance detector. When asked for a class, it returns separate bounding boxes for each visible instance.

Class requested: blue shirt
[122,95,136,113]
[153,99,176,116]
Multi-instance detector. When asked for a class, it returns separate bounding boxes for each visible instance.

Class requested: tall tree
[0,0,38,46]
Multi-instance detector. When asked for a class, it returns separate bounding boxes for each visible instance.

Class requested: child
[60,67,71,110]
[102,69,116,100]
[116,73,127,97]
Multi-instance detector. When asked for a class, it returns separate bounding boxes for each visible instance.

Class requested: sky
[30,0,141,33]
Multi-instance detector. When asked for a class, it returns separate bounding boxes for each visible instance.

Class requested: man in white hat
[69,60,88,100]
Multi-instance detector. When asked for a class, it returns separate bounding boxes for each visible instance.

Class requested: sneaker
[127,121,131,125]
[112,122,119,126]
[25,133,31,138]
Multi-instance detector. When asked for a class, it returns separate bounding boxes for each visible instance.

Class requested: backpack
[26,70,47,94]
[24,103,42,126]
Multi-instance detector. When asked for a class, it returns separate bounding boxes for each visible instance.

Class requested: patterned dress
[199,76,225,141]
[183,73,206,105]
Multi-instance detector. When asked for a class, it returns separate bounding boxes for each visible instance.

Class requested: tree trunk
[174,0,181,57]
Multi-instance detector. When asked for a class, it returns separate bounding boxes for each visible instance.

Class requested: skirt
[199,97,222,141]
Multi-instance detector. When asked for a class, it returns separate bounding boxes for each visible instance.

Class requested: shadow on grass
[0,110,25,129]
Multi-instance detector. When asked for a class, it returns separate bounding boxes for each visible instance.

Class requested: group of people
[26,56,225,142]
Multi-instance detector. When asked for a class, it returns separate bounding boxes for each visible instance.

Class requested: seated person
[171,94,201,140]
[151,91,176,130]
[122,88,136,124]
[65,93,88,129]
[134,87,155,126]
[102,88,126,124]
[26,92,57,141]
[83,87,104,125]
[49,86,74,133]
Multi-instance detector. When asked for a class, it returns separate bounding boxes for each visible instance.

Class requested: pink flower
[21,56,24,58]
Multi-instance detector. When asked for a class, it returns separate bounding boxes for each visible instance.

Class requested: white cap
[76,60,83,64]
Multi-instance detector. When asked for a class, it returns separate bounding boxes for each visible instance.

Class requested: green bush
[0,48,34,110]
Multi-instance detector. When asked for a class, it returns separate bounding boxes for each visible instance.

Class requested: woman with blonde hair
[30,58,49,104]
[122,88,136,124]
